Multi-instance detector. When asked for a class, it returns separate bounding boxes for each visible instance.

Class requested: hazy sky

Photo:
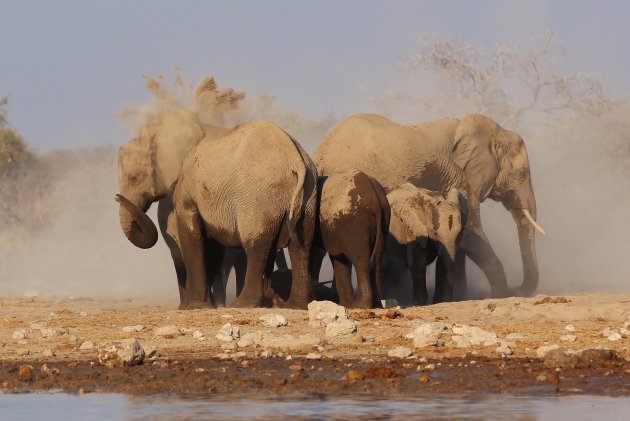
[1,0,628,151]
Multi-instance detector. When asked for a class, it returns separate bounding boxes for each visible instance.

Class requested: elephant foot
[350,298,374,309]
[179,301,214,310]
[230,296,264,308]
[281,296,310,310]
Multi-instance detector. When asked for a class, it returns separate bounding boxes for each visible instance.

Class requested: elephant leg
[352,256,373,309]
[451,250,467,301]
[308,246,327,285]
[233,249,247,297]
[211,249,231,308]
[410,245,429,306]
[275,249,288,271]
[176,212,214,310]
[331,255,354,307]
[230,251,267,308]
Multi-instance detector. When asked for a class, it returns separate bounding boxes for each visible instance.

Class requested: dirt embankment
[1,293,629,396]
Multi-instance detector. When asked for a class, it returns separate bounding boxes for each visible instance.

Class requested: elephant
[172,119,318,309]
[381,184,467,306]
[309,170,391,308]
[313,113,545,299]
[116,109,296,308]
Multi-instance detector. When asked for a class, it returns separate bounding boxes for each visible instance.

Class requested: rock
[451,324,498,346]
[18,365,34,381]
[12,330,27,340]
[141,342,158,358]
[451,335,472,348]
[16,349,30,356]
[565,324,576,332]
[69,335,78,343]
[419,373,430,383]
[79,341,94,350]
[17,339,28,345]
[424,363,436,371]
[154,325,182,338]
[260,332,322,349]
[496,342,514,356]
[29,321,47,331]
[259,350,274,358]
[325,320,358,340]
[237,337,255,348]
[536,344,561,358]
[40,328,57,338]
[193,329,205,340]
[544,348,579,369]
[259,314,289,327]
[560,334,577,342]
[98,339,145,368]
[580,348,617,364]
[40,364,59,376]
[216,323,240,342]
[221,342,238,351]
[79,312,88,317]
[388,346,413,358]
[42,349,55,357]
[122,325,145,333]
[305,352,322,360]
[407,323,449,348]
[47,312,58,320]
[308,300,348,327]
[505,333,527,340]
[608,332,623,341]
[344,370,363,382]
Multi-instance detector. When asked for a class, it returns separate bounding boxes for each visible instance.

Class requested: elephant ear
[452,115,500,202]
[390,195,430,247]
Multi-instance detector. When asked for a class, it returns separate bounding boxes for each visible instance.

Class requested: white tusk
[522,209,546,236]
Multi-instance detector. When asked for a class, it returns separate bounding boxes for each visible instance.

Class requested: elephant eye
[128,174,144,186]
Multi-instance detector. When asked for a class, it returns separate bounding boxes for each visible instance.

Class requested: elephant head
[451,114,545,296]
[389,184,465,265]
[117,109,205,249]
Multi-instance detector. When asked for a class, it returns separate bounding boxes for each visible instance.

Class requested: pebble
[543,348,579,369]
[216,323,240,342]
[496,342,514,356]
[305,352,322,360]
[18,365,34,381]
[154,326,182,338]
[12,330,27,340]
[98,339,145,368]
[565,324,576,332]
[560,334,577,342]
[237,337,255,348]
[388,346,413,359]
[607,332,622,341]
[122,325,145,333]
[406,322,449,348]
[424,363,436,371]
[419,373,430,383]
[536,344,561,358]
[16,349,30,356]
[325,319,357,339]
[42,349,55,357]
[79,341,95,350]
[259,350,274,358]
[193,329,205,340]
[221,342,238,351]
[259,314,289,327]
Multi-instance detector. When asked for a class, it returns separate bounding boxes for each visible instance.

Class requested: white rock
[79,312,88,317]
[193,329,205,340]
[40,328,57,338]
[216,323,240,342]
[608,332,623,341]
[79,341,94,350]
[98,339,145,368]
[220,314,234,319]
[388,346,413,358]
[451,335,472,348]
[122,325,145,333]
[536,344,561,358]
[496,342,514,355]
[305,352,322,360]
[565,324,576,332]
[154,325,182,338]
[308,300,348,327]
[42,349,55,357]
[69,335,78,343]
[408,322,449,348]
[142,342,158,358]
[451,324,498,346]
[12,330,27,340]
[259,350,274,358]
[259,314,289,327]
[560,334,577,342]
[325,319,358,339]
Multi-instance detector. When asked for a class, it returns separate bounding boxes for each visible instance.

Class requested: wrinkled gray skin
[309,170,391,309]
[173,119,317,309]
[382,184,467,306]
[117,110,298,309]
[314,113,544,299]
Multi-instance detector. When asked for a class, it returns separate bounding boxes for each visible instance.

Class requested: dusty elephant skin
[173,119,318,309]
[383,184,466,306]
[314,113,544,300]
[310,170,391,309]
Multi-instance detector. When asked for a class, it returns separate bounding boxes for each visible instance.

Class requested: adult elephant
[313,113,544,299]
[173,119,317,308]
[116,109,293,308]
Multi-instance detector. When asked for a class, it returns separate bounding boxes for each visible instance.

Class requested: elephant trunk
[511,209,539,296]
[115,193,158,249]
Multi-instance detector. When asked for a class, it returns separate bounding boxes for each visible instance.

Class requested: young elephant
[173,120,317,309]
[381,184,467,306]
[310,170,391,308]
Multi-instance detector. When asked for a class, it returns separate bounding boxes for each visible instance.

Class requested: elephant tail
[288,163,307,237]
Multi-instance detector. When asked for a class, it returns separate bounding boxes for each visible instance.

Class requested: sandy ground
[1,293,629,396]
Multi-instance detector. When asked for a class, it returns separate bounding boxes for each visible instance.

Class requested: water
[1,393,628,420]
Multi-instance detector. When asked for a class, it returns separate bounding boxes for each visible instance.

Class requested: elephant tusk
[522,209,546,236]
